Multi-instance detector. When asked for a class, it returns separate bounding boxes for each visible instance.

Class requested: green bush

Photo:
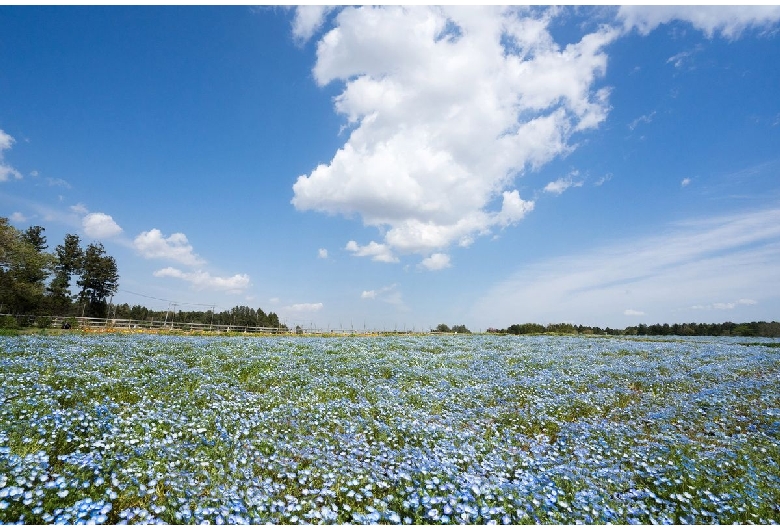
[36,316,53,329]
[0,315,19,329]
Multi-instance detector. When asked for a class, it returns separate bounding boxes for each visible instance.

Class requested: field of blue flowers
[1,333,778,524]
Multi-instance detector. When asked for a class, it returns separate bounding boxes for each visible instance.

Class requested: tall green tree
[267,311,281,328]
[77,242,118,317]
[0,219,54,314]
[47,233,84,315]
[22,226,48,252]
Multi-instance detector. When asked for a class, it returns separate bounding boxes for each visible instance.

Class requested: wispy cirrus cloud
[628,111,656,131]
[690,298,757,311]
[153,267,250,293]
[284,302,324,312]
[70,203,89,215]
[45,177,71,189]
[594,173,612,187]
[667,47,702,70]
[473,206,780,328]
[361,283,406,310]
[618,5,780,39]
[544,171,584,196]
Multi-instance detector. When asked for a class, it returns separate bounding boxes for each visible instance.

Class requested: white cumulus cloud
[681,177,692,187]
[134,229,204,266]
[318,248,328,259]
[420,253,451,271]
[345,240,398,263]
[618,5,780,39]
[292,5,336,44]
[10,212,27,223]
[82,212,123,239]
[292,6,616,262]
[153,267,250,293]
[0,129,22,183]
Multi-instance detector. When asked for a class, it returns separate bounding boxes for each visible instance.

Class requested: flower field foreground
[1,334,779,524]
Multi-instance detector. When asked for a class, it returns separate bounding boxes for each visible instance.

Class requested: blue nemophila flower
[2,333,780,524]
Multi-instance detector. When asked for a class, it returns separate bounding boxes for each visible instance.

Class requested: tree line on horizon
[107,304,284,330]
[4,218,778,337]
[0,218,284,329]
[492,321,780,338]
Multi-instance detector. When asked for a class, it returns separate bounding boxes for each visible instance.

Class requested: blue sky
[1,6,780,331]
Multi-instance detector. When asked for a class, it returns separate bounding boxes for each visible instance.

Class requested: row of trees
[434,324,471,333]
[108,303,284,329]
[1,218,286,329]
[0,218,118,318]
[494,321,780,338]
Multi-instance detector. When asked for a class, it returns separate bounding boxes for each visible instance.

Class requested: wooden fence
[1,314,440,335]
[1,314,291,334]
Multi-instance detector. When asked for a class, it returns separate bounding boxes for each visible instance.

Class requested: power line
[117,289,216,309]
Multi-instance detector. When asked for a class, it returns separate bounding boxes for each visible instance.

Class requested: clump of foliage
[0,315,18,329]
[35,316,52,329]
[434,323,471,333]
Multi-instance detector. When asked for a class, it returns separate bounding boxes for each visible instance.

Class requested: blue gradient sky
[1,6,779,330]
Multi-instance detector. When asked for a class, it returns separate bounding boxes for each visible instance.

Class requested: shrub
[0,314,19,329]
[36,316,53,329]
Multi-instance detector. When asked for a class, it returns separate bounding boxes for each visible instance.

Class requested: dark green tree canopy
[77,243,119,317]
[22,226,47,252]
[47,233,85,314]
[0,219,55,314]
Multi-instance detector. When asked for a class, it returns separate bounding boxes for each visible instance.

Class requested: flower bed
[1,334,778,524]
